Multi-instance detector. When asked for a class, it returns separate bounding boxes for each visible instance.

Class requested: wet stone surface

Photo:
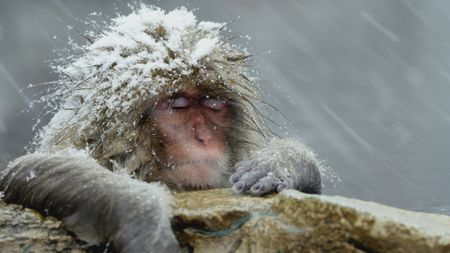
[1,189,450,253]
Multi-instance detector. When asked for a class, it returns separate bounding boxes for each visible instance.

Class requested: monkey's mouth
[159,156,230,190]
[169,159,219,167]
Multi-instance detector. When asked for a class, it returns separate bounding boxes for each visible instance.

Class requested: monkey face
[147,87,232,190]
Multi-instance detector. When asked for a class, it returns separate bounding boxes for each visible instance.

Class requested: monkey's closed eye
[152,97,189,110]
[170,96,190,109]
[201,98,226,111]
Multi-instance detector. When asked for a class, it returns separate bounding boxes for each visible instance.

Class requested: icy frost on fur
[35,5,255,155]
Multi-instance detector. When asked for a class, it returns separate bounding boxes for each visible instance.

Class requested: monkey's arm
[0,152,180,253]
[230,138,322,196]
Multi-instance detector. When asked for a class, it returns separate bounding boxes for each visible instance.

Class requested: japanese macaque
[0,6,322,253]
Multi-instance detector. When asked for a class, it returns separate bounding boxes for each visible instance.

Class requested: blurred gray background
[1,0,449,215]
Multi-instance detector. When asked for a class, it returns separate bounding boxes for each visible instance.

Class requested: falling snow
[34,5,252,153]
[1,1,450,215]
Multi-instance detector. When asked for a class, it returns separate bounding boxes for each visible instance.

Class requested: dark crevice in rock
[175,214,252,237]
[347,239,379,253]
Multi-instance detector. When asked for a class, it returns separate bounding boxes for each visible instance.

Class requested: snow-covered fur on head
[35,5,268,178]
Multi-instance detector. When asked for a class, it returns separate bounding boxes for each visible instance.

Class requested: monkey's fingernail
[251,183,261,192]
[232,182,245,193]
[251,183,271,196]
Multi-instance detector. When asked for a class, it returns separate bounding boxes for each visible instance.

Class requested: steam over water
[0,0,449,215]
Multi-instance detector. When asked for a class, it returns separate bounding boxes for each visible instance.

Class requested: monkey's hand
[0,151,181,253]
[230,139,322,196]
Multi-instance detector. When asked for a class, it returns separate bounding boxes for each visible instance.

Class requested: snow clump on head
[35,5,261,162]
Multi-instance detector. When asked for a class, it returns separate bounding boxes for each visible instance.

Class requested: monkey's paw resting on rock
[0,152,181,253]
[230,139,322,196]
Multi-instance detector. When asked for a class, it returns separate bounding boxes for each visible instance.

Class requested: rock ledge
[1,189,449,253]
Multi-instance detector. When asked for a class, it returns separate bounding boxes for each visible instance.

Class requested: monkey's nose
[191,110,213,146]
[193,126,213,146]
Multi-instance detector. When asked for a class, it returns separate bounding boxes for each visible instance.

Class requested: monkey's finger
[234,169,268,191]
[230,160,262,184]
[249,176,275,196]
[232,169,267,194]
[233,160,254,173]
[276,177,296,192]
[229,172,242,184]
[230,160,256,184]
[232,181,246,194]
[230,161,255,184]
[241,168,268,182]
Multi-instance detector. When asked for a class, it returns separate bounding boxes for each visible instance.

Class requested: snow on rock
[281,189,450,239]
